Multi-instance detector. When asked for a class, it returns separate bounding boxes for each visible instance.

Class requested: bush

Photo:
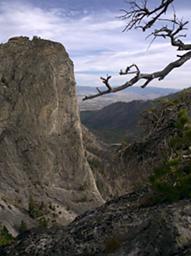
[28,197,44,219]
[28,197,49,228]
[88,158,100,169]
[38,217,48,228]
[0,226,14,246]
[150,109,191,202]
[18,221,28,233]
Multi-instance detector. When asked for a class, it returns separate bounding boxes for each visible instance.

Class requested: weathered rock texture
[82,126,118,200]
[1,190,191,255]
[0,36,103,235]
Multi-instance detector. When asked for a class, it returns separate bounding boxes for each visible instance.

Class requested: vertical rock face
[0,36,103,234]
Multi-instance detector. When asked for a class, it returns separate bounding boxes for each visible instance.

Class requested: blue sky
[0,0,191,89]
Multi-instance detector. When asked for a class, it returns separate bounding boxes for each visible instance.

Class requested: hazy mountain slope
[81,100,154,143]
[81,88,190,143]
[78,86,178,111]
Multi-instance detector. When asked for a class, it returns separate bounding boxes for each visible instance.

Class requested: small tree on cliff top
[83,0,191,101]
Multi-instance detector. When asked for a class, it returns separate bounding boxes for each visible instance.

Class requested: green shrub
[28,197,44,219]
[38,216,48,228]
[18,221,28,233]
[88,158,100,169]
[28,197,49,228]
[150,109,191,203]
[176,109,190,128]
[150,164,191,202]
[0,226,14,246]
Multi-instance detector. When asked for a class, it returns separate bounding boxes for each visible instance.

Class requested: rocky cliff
[82,126,117,199]
[1,189,191,255]
[0,36,103,236]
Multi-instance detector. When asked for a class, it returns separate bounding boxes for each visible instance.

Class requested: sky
[0,0,191,89]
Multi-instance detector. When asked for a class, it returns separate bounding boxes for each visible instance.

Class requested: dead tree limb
[83,0,191,101]
[83,51,191,101]
[121,0,174,31]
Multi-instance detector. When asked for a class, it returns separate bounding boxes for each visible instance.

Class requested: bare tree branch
[83,0,191,101]
[148,15,191,51]
[100,75,112,90]
[83,51,191,101]
[121,0,174,31]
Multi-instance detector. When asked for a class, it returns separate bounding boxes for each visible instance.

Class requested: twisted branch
[83,51,191,101]
[148,15,191,51]
[83,0,191,101]
[121,0,174,31]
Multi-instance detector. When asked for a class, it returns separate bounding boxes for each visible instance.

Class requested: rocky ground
[1,188,191,255]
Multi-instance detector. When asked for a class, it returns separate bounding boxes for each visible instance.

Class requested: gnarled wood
[83,0,190,101]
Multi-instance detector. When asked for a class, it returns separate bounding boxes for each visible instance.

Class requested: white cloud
[0,1,190,90]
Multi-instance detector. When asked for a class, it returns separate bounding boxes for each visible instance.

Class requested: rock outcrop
[82,126,116,200]
[1,189,191,255]
[0,36,103,235]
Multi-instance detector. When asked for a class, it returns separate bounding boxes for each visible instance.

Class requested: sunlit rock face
[0,36,103,235]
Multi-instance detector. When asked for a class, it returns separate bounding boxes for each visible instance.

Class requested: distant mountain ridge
[81,100,152,143]
[80,88,189,143]
[77,85,178,96]
[77,86,178,111]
